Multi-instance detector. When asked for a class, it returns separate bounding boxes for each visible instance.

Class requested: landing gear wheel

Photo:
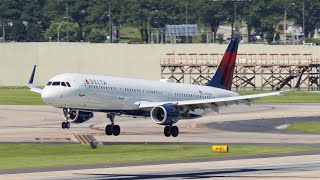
[61,122,66,129]
[171,126,179,137]
[62,122,70,129]
[105,125,113,136]
[164,126,171,137]
[66,122,70,129]
[113,125,121,136]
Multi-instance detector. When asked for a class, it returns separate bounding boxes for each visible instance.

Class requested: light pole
[1,21,4,43]
[66,2,69,42]
[57,22,63,42]
[147,17,150,43]
[233,2,237,38]
[316,22,320,37]
[284,3,295,44]
[185,0,188,43]
[108,3,112,43]
[302,1,305,40]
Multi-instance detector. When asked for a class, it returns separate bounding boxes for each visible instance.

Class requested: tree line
[0,0,319,43]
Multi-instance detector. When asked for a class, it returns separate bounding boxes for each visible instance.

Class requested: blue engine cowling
[63,110,94,124]
[150,105,181,125]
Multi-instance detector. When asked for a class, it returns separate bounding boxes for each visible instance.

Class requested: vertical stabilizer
[207,38,240,90]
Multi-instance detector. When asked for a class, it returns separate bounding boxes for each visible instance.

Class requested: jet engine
[150,105,181,125]
[63,109,93,123]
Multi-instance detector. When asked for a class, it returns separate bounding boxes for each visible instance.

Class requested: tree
[198,0,230,43]
[87,28,107,43]
[21,0,46,42]
[26,23,43,41]
[44,21,79,42]
[291,0,320,38]
[242,0,289,43]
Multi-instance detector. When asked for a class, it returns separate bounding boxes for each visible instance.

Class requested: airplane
[27,38,300,137]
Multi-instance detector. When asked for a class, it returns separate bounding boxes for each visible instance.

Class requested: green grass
[286,122,320,133]
[237,90,320,104]
[0,144,316,171]
[0,87,45,105]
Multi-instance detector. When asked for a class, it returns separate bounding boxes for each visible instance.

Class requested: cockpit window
[52,82,60,86]
[61,82,66,87]
[66,82,71,87]
[47,81,52,86]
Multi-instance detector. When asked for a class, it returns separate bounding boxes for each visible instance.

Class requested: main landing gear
[105,113,121,136]
[164,125,179,137]
[61,121,70,129]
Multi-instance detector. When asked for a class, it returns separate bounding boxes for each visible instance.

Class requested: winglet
[294,68,306,90]
[28,65,37,87]
[27,65,43,94]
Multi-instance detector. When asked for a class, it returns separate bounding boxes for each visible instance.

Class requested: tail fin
[207,38,240,90]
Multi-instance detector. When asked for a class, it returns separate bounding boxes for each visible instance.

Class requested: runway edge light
[212,145,228,153]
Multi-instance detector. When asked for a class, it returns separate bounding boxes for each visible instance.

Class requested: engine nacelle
[150,105,181,125]
[63,109,93,124]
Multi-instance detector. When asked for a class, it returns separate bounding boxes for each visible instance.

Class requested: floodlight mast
[2,21,4,43]
[284,3,295,44]
[66,2,69,42]
[57,22,63,42]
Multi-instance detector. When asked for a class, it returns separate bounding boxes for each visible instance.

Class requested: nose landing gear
[61,121,70,129]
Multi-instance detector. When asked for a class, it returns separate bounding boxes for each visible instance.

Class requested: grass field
[0,87,45,105]
[0,87,320,105]
[286,122,320,133]
[0,144,316,171]
[237,90,320,104]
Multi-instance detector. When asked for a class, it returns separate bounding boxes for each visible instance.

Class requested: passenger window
[66,82,71,87]
[47,81,52,86]
[61,82,66,87]
[52,82,60,86]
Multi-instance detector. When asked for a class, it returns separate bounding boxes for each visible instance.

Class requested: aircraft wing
[138,67,305,111]
[137,91,281,111]
[27,65,43,94]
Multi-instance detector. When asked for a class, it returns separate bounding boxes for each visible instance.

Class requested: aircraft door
[79,84,86,97]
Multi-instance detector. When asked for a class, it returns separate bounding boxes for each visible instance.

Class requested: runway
[207,116,320,134]
[1,104,320,145]
[2,154,320,179]
[1,104,320,179]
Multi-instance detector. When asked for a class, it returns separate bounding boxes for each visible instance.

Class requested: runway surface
[2,154,320,179]
[1,104,320,179]
[207,116,320,134]
[1,104,320,145]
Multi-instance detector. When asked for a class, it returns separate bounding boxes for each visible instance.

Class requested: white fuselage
[41,73,239,112]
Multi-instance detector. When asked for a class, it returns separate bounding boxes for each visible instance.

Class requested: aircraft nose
[41,88,59,104]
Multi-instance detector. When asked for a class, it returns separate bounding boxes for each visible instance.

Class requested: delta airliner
[27,39,297,137]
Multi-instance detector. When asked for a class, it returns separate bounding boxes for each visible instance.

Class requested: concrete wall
[0,42,319,86]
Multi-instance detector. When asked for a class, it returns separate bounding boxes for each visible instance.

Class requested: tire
[113,125,120,136]
[61,122,66,129]
[66,122,70,129]
[105,125,113,136]
[171,126,179,137]
[164,126,171,137]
